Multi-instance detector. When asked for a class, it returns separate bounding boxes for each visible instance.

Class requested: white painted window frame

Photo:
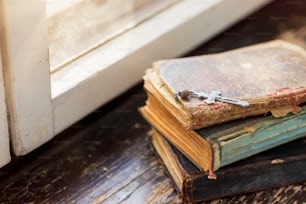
[0,48,10,167]
[0,0,272,156]
[0,0,53,156]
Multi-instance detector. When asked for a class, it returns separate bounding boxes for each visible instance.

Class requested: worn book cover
[140,40,306,173]
[150,129,306,203]
[144,40,306,130]
[141,100,306,172]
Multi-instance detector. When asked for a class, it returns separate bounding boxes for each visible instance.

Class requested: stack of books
[139,40,306,202]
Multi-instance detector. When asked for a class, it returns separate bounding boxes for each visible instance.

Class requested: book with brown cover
[145,40,306,130]
[150,129,306,203]
[140,40,306,173]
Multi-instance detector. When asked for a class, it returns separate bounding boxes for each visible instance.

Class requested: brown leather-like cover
[150,40,306,129]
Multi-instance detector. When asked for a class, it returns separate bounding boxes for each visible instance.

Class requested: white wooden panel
[0,49,10,167]
[0,0,54,155]
[52,0,272,135]
[47,0,178,71]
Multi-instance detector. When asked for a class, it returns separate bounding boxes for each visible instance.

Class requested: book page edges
[150,129,186,192]
[139,95,213,171]
[143,68,192,129]
[150,40,306,129]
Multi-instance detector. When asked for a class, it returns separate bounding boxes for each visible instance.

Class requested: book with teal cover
[142,105,306,172]
[201,107,306,170]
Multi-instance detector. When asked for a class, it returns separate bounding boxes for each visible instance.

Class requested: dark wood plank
[1,0,306,203]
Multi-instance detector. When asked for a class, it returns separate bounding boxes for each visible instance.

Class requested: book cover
[140,40,306,173]
[144,40,306,130]
[150,129,306,203]
[140,89,306,172]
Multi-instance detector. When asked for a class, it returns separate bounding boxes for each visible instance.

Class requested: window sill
[51,0,272,135]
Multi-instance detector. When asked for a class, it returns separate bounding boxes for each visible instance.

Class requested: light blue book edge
[211,108,306,170]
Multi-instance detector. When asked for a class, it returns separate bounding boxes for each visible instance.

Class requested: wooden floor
[1,0,306,203]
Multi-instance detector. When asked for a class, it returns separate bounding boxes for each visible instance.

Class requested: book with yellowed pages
[139,40,306,173]
[150,129,306,203]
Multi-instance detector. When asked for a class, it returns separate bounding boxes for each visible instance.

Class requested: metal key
[177,90,249,107]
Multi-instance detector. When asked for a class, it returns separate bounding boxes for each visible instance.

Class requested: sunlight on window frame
[46,0,179,73]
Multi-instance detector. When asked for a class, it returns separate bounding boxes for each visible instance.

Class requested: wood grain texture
[0,84,305,203]
[0,0,305,203]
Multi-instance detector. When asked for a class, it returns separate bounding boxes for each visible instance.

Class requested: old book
[144,40,306,130]
[150,129,306,203]
[140,40,306,172]
[141,100,306,172]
